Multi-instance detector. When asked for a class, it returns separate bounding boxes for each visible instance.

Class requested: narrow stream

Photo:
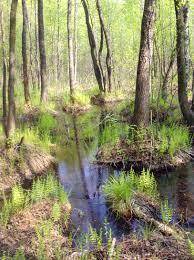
[57,109,194,238]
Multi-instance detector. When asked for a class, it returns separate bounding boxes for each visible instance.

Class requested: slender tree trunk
[81,0,105,92]
[133,0,156,127]
[161,49,176,100]
[34,0,40,88]
[174,0,194,124]
[7,0,18,137]
[22,0,30,104]
[96,0,113,92]
[38,0,47,102]
[73,0,78,84]
[56,0,61,82]
[98,26,106,91]
[0,8,7,120]
[67,0,75,102]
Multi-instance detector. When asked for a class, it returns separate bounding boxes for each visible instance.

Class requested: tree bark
[174,0,194,124]
[67,0,75,102]
[96,0,113,92]
[7,0,18,137]
[133,0,156,127]
[161,49,176,100]
[38,0,47,102]
[0,8,7,120]
[73,0,78,84]
[34,0,40,88]
[81,0,105,92]
[22,0,30,104]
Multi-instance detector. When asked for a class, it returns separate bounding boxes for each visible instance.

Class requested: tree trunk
[34,0,40,88]
[38,0,47,102]
[0,8,7,120]
[7,0,18,137]
[96,0,113,92]
[67,0,75,102]
[73,0,78,84]
[56,0,61,82]
[161,49,176,100]
[133,0,156,127]
[22,0,30,105]
[81,0,105,92]
[174,0,194,124]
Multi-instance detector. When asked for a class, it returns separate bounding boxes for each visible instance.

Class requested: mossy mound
[97,138,191,172]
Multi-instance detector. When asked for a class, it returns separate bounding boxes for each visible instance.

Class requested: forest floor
[0,144,56,196]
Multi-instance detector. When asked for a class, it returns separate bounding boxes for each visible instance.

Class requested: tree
[96,0,113,92]
[38,0,47,102]
[81,0,105,92]
[133,0,156,127]
[22,0,30,104]
[0,7,7,120]
[67,0,75,102]
[174,0,194,124]
[7,0,18,137]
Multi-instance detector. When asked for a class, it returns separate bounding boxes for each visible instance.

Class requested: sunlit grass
[103,169,158,216]
[156,124,191,157]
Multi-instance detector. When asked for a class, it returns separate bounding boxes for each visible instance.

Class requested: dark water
[57,109,194,238]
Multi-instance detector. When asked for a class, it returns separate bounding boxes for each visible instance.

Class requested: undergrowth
[0,174,68,226]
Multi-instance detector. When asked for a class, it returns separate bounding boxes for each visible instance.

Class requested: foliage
[103,169,159,216]
[0,174,69,226]
[157,124,190,157]
[160,199,173,224]
[188,239,194,256]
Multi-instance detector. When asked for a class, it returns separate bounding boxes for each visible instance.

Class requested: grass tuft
[103,169,158,216]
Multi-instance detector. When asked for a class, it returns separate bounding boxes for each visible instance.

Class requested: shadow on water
[57,109,194,238]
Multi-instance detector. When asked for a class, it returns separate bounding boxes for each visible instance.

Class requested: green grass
[0,174,69,226]
[156,124,191,157]
[10,112,58,152]
[103,169,158,216]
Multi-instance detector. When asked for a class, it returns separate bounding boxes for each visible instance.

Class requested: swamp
[0,0,194,259]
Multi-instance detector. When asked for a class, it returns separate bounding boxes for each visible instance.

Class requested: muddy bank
[96,139,192,172]
[0,144,56,195]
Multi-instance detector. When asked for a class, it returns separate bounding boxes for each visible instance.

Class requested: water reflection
[157,162,194,228]
[58,110,194,236]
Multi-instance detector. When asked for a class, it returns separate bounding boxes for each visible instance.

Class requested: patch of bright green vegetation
[156,124,190,157]
[103,169,158,216]
[12,113,58,152]
[64,89,91,107]
[160,199,173,224]
[100,119,191,160]
[188,239,194,256]
[0,174,69,226]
